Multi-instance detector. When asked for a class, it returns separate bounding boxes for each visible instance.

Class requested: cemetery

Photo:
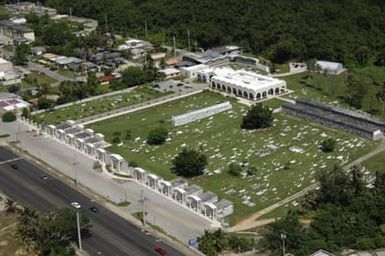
[88,90,378,224]
[32,86,171,125]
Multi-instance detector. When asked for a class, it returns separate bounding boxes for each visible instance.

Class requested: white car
[70,202,81,209]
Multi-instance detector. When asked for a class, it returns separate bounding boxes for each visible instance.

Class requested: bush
[147,127,168,145]
[112,137,121,144]
[320,138,336,152]
[2,111,16,122]
[172,148,207,177]
[228,163,242,177]
[241,103,273,130]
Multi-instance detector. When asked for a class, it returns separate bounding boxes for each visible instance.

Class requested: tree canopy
[42,0,385,66]
[241,104,273,130]
[2,111,17,122]
[172,148,207,177]
[147,127,168,145]
[261,167,385,255]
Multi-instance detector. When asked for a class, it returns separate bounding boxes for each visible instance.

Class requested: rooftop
[0,20,33,33]
[210,67,285,91]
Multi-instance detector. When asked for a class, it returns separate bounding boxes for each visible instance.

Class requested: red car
[155,245,167,255]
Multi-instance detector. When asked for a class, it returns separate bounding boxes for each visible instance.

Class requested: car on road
[10,164,18,169]
[89,206,99,213]
[155,246,167,255]
[70,202,81,209]
[40,175,48,181]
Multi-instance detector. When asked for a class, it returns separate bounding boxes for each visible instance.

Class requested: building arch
[197,74,202,81]
[217,84,221,90]
[256,93,261,100]
[243,91,248,98]
[227,86,231,93]
[222,85,226,91]
[211,82,216,88]
[232,88,237,94]
[268,88,274,95]
[275,87,280,95]
[262,91,267,98]
[238,89,242,96]
[249,92,254,100]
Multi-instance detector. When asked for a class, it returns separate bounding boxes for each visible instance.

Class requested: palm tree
[5,198,17,213]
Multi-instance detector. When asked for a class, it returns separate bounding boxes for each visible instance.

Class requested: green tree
[172,148,207,177]
[17,207,90,256]
[2,111,17,122]
[37,97,55,110]
[14,43,30,65]
[197,229,227,256]
[320,138,336,152]
[241,104,273,130]
[147,127,168,145]
[228,163,242,177]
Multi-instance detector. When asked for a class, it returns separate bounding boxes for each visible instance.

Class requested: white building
[159,68,181,78]
[316,60,344,74]
[192,66,286,100]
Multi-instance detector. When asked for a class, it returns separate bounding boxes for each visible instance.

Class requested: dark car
[155,246,167,255]
[89,206,99,213]
[10,164,18,169]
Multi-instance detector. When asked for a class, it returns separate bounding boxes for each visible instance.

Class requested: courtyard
[88,90,378,224]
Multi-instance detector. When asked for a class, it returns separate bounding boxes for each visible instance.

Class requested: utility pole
[73,154,78,186]
[144,20,148,38]
[281,232,287,256]
[76,210,82,251]
[69,7,72,25]
[104,15,108,33]
[173,36,176,57]
[187,29,191,51]
[139,190,147,227]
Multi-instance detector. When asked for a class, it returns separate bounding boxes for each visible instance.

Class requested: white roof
[203,202,217,209]
[3,105,14,111]
[159,68,180,76]
[172,187,186,194]
[110,154,124,161]
[316,60,343,71]
[147,173,158,180]
[187,194,201,201]
[0,58,10,65]
[134,167,146,173]
[159,180,171,187]
[181,64,209,72]
[209,67,285,91]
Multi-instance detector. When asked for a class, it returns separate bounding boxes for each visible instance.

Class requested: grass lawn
[362,151,385,173]
[89,91,378,225]
[33,86,172,125]
[282,66,385,120]
[58,69,78,79]
[0,212,25,255]
[22,71,57,88]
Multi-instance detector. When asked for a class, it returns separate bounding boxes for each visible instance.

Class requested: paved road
[0,120,214,244]
[27,62,74,82]
[0,146,185,256]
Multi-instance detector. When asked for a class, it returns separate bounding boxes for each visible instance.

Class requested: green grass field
[282,66,385,120]
[89,91,378,224]
[22,71,57,88]
[362,151,385,173]
[33,86,171,125]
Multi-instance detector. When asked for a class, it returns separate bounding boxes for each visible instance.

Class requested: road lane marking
[0,157,23,165]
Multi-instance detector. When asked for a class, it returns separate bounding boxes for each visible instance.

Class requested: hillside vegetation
[42,0,385,66]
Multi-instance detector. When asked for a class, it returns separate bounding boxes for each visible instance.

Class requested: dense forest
[39,0,385,66]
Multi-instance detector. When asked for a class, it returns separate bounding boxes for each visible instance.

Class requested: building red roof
[97,75,116,83]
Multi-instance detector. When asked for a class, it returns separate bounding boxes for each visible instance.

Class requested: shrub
[241,103,273,130]
[2,111,16,122]
[172,148,207,177]
[320,138,336,152]
[147,127,168,145]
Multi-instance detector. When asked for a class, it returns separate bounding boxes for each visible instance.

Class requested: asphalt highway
[0,146,185,256]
